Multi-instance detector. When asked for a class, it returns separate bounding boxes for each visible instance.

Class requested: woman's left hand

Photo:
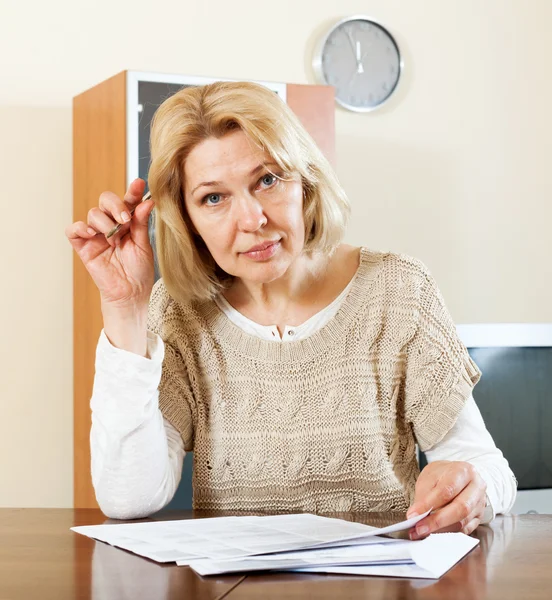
[406,460,487,540]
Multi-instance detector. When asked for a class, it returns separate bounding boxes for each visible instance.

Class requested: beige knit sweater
[147,248,481,513]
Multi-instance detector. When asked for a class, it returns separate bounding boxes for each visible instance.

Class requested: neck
[226,250,330,318]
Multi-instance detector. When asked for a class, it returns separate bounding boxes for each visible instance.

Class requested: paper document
[71,510,429,565]
[189,532,479,579]
[294,533,479,579]
[187,538,412,575]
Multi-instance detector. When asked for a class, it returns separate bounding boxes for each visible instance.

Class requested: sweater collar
[195,247,385,363]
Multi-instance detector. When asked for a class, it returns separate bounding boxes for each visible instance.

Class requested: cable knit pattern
[146,248,481,513]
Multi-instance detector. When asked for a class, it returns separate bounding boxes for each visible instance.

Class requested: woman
[66,81,516,539]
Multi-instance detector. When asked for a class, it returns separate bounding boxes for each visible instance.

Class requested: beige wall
[1,0,550,508]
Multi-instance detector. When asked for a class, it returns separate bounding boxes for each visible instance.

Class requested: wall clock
[313,16,403,112]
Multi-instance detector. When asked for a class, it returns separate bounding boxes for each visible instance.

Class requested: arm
[402,258,486,536]
[424,394,518,522]
[90,329,185,519]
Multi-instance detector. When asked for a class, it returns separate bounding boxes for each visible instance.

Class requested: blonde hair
[147,80,350,304]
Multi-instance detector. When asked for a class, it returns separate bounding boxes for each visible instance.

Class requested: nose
[233,193,267,232]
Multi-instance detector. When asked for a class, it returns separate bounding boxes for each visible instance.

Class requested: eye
[203,193,222,206]
[258,173,278,189]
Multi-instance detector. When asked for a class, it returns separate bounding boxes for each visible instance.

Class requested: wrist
[101,300,149,321]
[102,302,149,357]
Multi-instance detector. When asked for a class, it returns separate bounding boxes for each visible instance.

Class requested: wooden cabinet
[73,70,335,508]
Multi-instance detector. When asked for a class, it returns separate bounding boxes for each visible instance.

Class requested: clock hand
[345,28,362,71]
[345,28,356,57]
[356,41,364,74]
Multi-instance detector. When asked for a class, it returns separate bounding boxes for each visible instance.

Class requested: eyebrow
[191,162,279,196]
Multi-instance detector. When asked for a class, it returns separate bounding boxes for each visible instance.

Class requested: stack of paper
[71,510,479,579]
[189,532,479,579]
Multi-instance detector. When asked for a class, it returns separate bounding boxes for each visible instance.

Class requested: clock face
[317,17,402,112]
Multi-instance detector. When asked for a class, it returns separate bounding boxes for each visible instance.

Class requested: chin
[216,242,303,284]
[235,254,293,283]
[240,264,289,283]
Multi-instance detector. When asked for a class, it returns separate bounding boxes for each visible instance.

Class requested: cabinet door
[137,81,193,281]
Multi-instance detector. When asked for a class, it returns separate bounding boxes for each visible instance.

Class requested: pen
[106,191,152,239]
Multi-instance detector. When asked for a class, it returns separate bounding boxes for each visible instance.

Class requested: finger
[409,505,482,539]
[120,178,148,221]
[410,518,460,539]
[65,221,111,260]
[409,519,463,540]
[131,196,154,226]
[435,509,482,534]
[414,481,486,537]
[65,222,98,253]
[461,517,481,536]
[65,221,98,241]
[99,191,133,226]
[123,178,147,206]
[417,513,482,536]
[87,207,121,247]
[407,462,454,518]
[129,198,155,247]
[408,478,438,517]
[411,464,474,516]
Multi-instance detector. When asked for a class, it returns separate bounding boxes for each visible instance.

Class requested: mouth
[240,239,281,260]
[242,239,280,254]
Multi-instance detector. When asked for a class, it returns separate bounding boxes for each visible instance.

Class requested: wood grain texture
[223,513,552,600]
[1,510,551,600]
[286,83,336,166]
[73,71,127,509]
[0,508,243,600]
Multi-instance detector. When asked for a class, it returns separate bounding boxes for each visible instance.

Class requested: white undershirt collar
[213,276,355,342]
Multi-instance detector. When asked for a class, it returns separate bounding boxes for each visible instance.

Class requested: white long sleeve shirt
[91,282,517,521]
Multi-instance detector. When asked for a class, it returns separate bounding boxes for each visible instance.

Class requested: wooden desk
[1,509,551,600]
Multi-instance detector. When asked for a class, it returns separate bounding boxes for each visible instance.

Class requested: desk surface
[1,508,551,600]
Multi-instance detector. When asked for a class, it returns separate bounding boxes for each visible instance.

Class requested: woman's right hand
[65,178,156,309]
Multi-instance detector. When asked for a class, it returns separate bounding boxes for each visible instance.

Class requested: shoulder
[147,279,206,345]
[359,247,434,293]
[383,250,431,279]
[355,249,445,338]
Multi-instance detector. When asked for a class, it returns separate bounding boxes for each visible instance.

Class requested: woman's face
[183,130,305,284]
